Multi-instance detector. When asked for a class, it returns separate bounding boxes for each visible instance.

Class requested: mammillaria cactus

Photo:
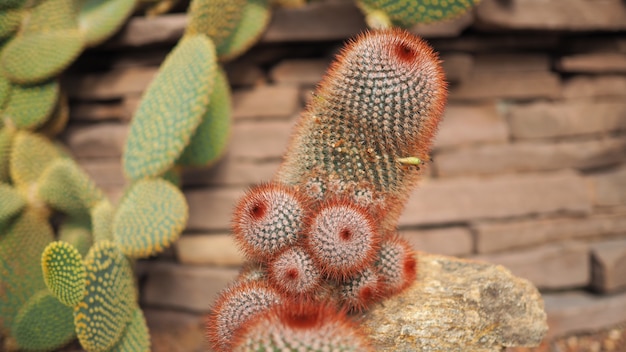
[207,28,447,350]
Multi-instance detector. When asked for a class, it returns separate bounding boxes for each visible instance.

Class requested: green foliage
[78,0,138,47]
[217,0,271,61]
[41,241,87,307]
[0,29,85,84]
[74,241,136,351]
[0,210,53,332]
[113,178,188,258]
[58,217,93,257]
[108,306,151,352]
[177,66,231,166]
[11,290,76,351]
[186,0,247,48]
[37,158,104,217]
[91,199,115,243]
[123,34,217,180]
[0,9,23,40]
[3,79,59,130]
[0,182,25,230]
[357,0,480,27]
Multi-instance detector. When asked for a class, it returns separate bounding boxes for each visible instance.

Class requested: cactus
[305,199,381,279]
[231,302,374,351]
[41,241,87,307]
[0,9,23,40]
[0,72,11,108]
[217,0,271,61]
[0,0,26,11]
[108,306,150,352]
[122,34,217,180]
[9,130,62,190]
[74,241,137,351]
[3,79,59,130]
[375,233,417,297]
[268,246,322,297]
[10,290,76,351]
[91,199,115,243]
[0,127,13,182]
[185,0,247,48]
[37,92,69,138]
[0,182,25,229]
[337,267,380,312]
[78,0,138,47]
[58,217,93,257]
[177,66,232,167]
[37,158,104,218]
[232,183,309,260]
[276,29,446,231]
[113,178,188,258]
[357,0,480,27]
[207,280,283,352]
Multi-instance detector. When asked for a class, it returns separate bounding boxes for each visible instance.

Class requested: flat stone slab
[361,252,547,351]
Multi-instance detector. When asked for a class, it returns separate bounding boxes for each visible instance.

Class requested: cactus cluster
[207,29,447,351]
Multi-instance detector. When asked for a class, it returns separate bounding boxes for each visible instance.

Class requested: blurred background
[60,0,626,350]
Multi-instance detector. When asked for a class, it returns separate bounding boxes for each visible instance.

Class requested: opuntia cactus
[357,0,481,28]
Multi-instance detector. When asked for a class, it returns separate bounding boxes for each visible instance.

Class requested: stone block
[543,290,626,338]
[563,75,626,99]
[229,119,293,160]
[473,211,626,254]
[175,234,245,267]
[224,61,266,87]
[269,59,330,85]
[64,66,158,100]
[400,227,473,257]
[472,242,590,290]
[399,171,592,226]
[232,85,300,119]
[473,53,551,73]
[591,238,626,293]
[589,166,626,207]
[145,309,206,352]
[475,0,626,31]
[181,157,280,187]
[434,137,626,177]
[434,103,509,150]
[449,71,561,101]
[76,158,126,188]
[142,262,239,312]
[69,101,128,121]
[432,34,560,53]
[186,188,245,231]
[557,53,626,73]
[105,14,186,47]
[508,101,626,139]
[440,53,473,83]
[62,123,129,159]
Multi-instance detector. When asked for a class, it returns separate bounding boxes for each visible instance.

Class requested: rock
[507,101,626,139]
[434,103,509,150]
[475,0,626,31]
[472,242,590,290]
[361,252,547,351]
[64,66,158,100]
[562,75,626,99]
[473,53,551,73]
[181,156,280,187]
[591,239,626,293]
[229,119,294,160]
[105,14,187,47]
[440,53,474,83]
[557,53,626,73]
[69,101,129,121]
[269,59,330,86]
[145,309,206,352]
[62,123,129,159]
[224,61,266,87]
[400,227,473,257]
[399,171,592,226]
[588,166,626,207]
[449,71,561,101]
[411,12,474,38]
[175,234,245,267]
[434,137,626,177]
[76,158,126,188]
[186,188,245,231]
[232,85,300,119]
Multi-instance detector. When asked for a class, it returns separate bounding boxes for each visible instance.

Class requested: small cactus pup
[231,302,374,351]
[276,29,447,232]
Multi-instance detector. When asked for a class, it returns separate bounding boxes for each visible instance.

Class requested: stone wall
[62,0,626,350]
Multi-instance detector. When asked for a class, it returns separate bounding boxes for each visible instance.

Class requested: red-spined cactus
[276,29,446,232]
[268,246,322,297]
[375,233,417,297]
[337,266,380,312]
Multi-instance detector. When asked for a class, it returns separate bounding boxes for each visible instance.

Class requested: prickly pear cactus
[357,0,481,28]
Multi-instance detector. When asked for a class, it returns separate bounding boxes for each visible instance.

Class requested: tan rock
[186,188,245,231]
[400,171,592,226]
[181,156,280,187]
[361,252,547,351]
[473,53,551,73]
[589,166,626,207]
[269,59,330,86]
[175,234,244,267]
[225,61,266,87]
[434,103,508,150]
[145,309,206,352]
[591,239,626,293]
[563,75,626,99]
[411,12,474,38]
[64,66,158,100]
[440,53,473,83]
[557,53,626,73]
[229,119,293,160]
[232,85,300,119]
[76,158,126,187]
[449,71,561,101]
[400,227,473,257]
[472,242,590,290]
[69,101,128,121]
[105,14,187,48]
[62,123,129,159]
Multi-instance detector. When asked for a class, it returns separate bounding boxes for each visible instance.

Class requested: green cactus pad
[123,34,217,180]
[78,0,138,47]
[177,66,231,166]
[113,178,188,258]
[24,0,81,34]
[42,241,87,307]
[3,79,59,129]
[160,166,182,187]
[37,158,104,217]
[11,290,76,351]
[0,73,11,109]
[74,241,136,352]
[0,0,27,10]
[0,182,25,230]
[186,0,246,48]
[37,92,69,137]
[91,199,115,243]
[109,306,150,352]
[217,0,271,61]
[0,29,85,84]
[0,210,53,332]
[58,217,93,257]
[357,0,480,26]
[0,127,13,183]
[0,9,23,40]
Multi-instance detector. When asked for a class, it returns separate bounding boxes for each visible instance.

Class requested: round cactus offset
[268,246,322,297]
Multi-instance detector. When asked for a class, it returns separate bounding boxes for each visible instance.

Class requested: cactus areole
[207,29,447,351]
